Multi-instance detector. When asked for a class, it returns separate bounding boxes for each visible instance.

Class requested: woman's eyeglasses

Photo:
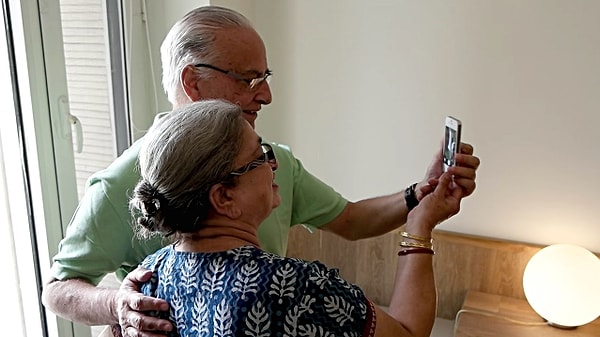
[229,143,276,176]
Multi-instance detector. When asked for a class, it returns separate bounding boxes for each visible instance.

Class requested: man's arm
[321,142,479,240]
[43,277,121,326]
[42,269,172,336]
[320,191,407,240]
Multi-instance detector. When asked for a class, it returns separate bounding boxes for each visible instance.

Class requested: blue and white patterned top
[140,245,376,337]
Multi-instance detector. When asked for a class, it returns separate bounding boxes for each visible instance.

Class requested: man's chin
[243,111,258,128]
[272,196,282,209]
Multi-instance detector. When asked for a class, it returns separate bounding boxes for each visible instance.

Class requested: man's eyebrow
[242,68,272,76]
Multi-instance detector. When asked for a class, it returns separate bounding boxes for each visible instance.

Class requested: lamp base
[548,322,577,330]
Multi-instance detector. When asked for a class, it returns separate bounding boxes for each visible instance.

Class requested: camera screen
[444,126,458,167]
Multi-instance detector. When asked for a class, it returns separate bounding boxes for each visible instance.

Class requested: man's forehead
[213,28,267,72]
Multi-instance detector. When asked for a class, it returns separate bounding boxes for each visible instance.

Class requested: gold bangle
[400,231,432,243]
[399,241,433,250]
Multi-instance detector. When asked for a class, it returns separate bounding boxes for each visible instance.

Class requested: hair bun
[141,197,161,216]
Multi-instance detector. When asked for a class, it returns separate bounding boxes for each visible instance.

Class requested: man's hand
[448,142,479,197]
[420,141,480,199]
[116,267,172,337]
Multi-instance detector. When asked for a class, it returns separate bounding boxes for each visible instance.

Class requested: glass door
[1,2,46,336]
[3,0,80,335]
[4,0,130,336]
[58,0,122,198]
[42,0,128,336]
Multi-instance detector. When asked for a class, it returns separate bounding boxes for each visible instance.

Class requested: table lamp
[522,243,600,329]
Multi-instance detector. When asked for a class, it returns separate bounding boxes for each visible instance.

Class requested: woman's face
[230,122,280,225]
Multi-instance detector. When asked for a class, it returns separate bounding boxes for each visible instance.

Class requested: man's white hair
[160,6,253,106]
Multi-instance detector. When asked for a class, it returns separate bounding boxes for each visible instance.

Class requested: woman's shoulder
[140,245,175,269]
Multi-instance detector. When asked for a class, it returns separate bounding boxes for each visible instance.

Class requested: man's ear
[209,183,242,219]
[181,65,202,102]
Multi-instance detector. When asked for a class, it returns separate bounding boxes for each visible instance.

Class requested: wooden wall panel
[287,225,399,306]
[432,230,543,319]
[320,231,358,283]
[287,227,597,320]
[354,233,397,306]
[286,225,322,262]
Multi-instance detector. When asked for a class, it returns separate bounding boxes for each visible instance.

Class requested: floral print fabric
[140,246,376,337]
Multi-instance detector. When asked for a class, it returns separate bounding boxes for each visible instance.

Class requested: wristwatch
[405,182,419,211]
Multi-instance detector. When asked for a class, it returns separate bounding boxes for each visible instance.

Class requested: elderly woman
[129,99,463,337]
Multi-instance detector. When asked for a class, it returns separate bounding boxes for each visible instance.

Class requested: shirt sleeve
[273,143,348,229]
[50,181,134,285]
[50,139,163,284]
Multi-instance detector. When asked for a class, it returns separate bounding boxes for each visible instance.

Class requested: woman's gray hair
[130,99,245,239]
[161,6,253,105]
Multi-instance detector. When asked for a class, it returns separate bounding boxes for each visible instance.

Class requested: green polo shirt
[50,134,347,285]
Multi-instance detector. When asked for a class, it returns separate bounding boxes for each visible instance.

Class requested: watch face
[405,183,418,210]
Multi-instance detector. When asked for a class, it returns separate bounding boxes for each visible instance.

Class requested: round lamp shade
[523,244,600,328]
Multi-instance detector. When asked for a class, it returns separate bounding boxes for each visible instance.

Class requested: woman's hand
[407,172,463,235]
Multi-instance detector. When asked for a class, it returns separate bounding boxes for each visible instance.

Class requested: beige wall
[136,0,600,252]
[253,0,600,253]
[124,0,211,138]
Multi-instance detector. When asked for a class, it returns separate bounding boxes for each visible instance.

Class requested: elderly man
[42,6,479,337]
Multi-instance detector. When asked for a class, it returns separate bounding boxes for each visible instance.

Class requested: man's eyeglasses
[230,143,276,176]
[194,63,272,90]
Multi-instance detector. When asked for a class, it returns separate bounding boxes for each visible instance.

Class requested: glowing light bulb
[523,244,600,328]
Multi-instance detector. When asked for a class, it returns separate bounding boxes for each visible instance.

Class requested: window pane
[60,0,117,199]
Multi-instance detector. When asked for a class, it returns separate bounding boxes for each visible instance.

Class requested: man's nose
[254,80,272,105]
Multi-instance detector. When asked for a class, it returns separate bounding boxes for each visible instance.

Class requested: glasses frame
[229,143,276,176]
[194,63,272,90]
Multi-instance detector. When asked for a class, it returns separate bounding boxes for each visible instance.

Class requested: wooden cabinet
[454,291,600,337]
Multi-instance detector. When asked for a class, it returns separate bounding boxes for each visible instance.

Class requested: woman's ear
[181,65,202,102]
[209,183,242,219]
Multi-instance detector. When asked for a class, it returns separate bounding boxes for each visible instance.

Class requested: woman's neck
[175,220,260,253]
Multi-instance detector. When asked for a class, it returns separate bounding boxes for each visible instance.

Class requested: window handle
[58,95,83,153]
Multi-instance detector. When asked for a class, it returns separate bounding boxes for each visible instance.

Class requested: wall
[132,0,600,252]
[251,0,600,253]
[124,0,210,139]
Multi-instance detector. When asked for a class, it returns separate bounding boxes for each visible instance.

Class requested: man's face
[193,27,273,129]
